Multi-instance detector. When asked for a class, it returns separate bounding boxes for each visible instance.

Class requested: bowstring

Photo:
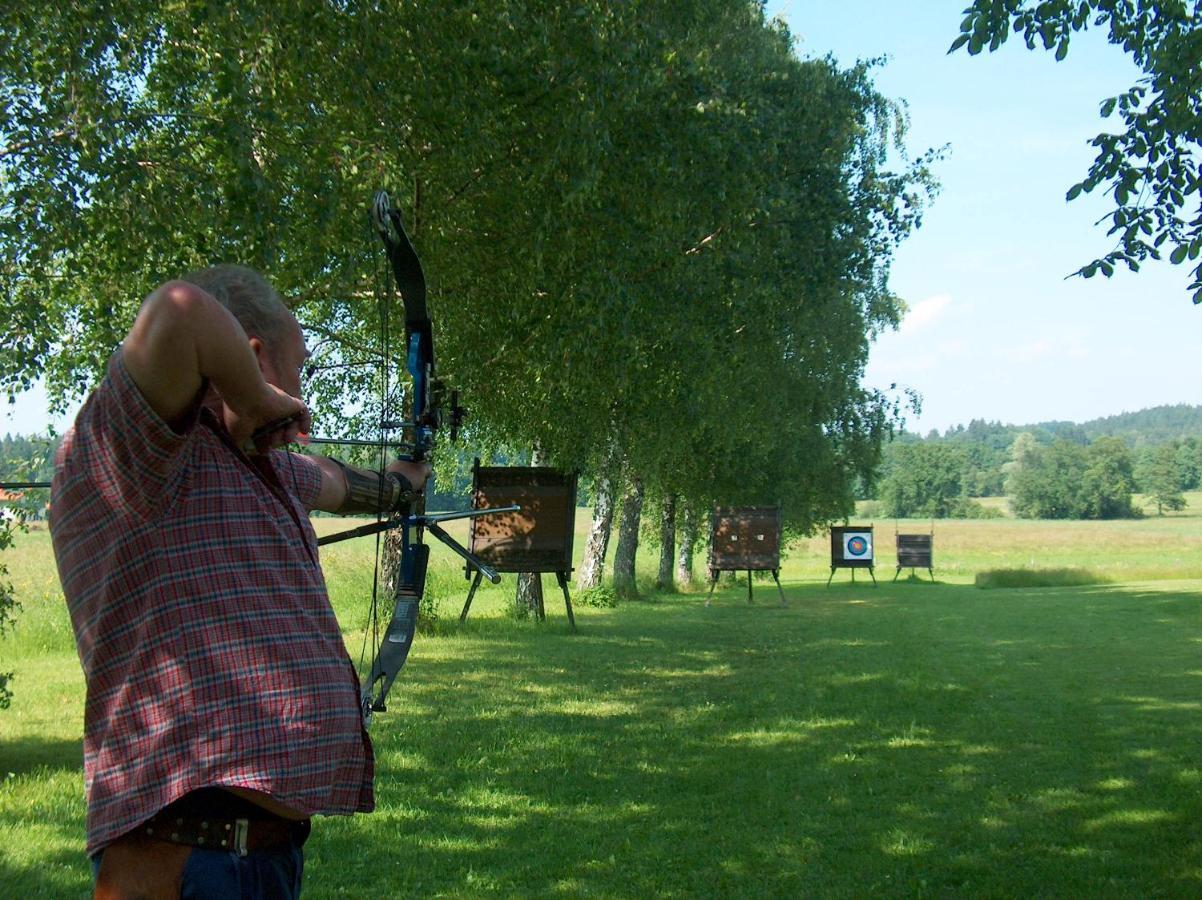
[358,216,393,681]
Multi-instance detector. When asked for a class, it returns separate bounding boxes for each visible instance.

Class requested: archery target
[842,531,873,561]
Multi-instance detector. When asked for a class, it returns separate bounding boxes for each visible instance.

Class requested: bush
[974,567,1111,589]
[577,585,618,608]
[947,497,1004,519]
[857,499,885,517]
[0,514,22,710]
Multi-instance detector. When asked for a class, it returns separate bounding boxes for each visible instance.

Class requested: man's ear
[248,336,268,369]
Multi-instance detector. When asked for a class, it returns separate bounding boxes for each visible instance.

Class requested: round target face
[841,531,873,561]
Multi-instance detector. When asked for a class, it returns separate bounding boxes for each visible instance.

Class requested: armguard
[331,459,417,515]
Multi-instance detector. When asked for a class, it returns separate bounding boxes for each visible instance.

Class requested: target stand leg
[460,570,484,623]
[747,570,754,604]
[868,566,877,586]
[772,570,787,607]
[706,574,718,607]
[893,566,901,583]
[826,567,836,587]
[556,571,576,630]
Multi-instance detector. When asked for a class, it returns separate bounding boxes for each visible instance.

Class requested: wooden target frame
[828,525,877,586]
[459,460,578,628]
[706,506,786,606]
[893,526,934,582]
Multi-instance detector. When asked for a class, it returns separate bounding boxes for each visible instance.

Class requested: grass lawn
[2,509,1201,896]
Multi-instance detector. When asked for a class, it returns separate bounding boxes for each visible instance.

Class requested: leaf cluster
[951,1,1202,302]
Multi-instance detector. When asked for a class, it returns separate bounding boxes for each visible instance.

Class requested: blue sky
[2,2,1197,437]
[771,0,1198,435]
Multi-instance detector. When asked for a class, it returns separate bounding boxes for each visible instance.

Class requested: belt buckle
[234,818,249,857]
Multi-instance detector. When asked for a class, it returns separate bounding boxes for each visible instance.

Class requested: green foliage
[0,433,56,484]
[1136,442,1189,514]
[951,1,1202,303]
[1007,436,1139,519]
[576,584,617,608]
[879,442,972,518]
[0,514,21,709]
[1007,437,1085,518]
[1081,436,1139,519]
[866,408,1202,515]
[1068,404,1202,446]
[953,497,1004,519]
[974,567,1111,589]
[0,0,936,539]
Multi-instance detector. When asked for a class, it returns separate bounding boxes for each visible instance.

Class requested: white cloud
[899,293,953,334]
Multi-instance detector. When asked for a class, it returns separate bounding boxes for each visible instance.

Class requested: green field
[2,506,1201,896]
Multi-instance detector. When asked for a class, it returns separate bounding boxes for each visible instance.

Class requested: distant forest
[866,405,1202,520]
[926,404,1202,449]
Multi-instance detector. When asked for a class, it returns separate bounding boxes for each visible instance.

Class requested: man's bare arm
[122,281,309,446]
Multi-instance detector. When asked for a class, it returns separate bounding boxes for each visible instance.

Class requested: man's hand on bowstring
[230,384,311,455]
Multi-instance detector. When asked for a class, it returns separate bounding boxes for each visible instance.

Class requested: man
[50,265,429,899]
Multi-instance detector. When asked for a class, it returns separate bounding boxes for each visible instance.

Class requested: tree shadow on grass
[307,579,1202,896]
[0,737,89,897]
[1,735,82,778]
[0,844,91,898]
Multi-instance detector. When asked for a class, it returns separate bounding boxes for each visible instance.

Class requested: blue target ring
[846,536,869,557]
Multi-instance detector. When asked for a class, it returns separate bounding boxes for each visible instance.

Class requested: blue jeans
[92,843,304,899]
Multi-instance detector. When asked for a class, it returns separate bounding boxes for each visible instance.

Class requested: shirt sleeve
[57,350,202,521]
[274,450,324,511]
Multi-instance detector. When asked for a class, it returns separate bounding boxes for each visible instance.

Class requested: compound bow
[312,191,515,726]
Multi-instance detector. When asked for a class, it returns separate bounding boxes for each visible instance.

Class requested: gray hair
[181,264,293,344]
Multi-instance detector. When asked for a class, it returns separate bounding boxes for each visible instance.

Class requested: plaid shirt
[51,352,373,855]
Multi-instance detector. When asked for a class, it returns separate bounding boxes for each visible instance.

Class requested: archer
[50,264,429,899]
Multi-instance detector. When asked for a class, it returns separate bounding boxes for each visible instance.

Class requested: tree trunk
[515,572,542,619]
[704,511,718,584]
[577,456,617,591]
[676,504,697,587]
[656,494,676,591]
[516,447,547,617]
[613,477,644,599]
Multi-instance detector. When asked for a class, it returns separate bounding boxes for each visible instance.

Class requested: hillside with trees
[867,405,1202,520]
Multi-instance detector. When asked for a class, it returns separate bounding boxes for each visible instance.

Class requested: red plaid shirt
[51,352,374,855]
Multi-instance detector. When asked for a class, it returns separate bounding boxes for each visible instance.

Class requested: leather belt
[141,811,311,857]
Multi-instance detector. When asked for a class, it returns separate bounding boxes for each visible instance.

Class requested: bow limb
[372,191,437,460]
[359,507,426,719]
